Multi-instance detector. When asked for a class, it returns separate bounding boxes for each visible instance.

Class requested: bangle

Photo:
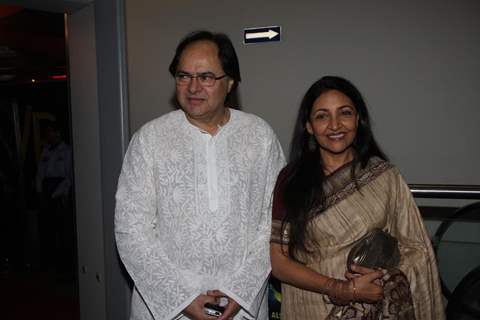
[324,278,340,302]
[324,278,335,296]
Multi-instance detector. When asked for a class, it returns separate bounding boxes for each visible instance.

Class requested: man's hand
[183,294,218,320]
[207,290,241,320]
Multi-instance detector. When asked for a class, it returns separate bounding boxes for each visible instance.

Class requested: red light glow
[50,74,67,80]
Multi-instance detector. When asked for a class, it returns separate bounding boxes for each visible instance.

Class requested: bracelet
[325,278,348,303]
[324,278,335,296]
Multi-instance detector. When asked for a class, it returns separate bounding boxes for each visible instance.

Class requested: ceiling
[0,4,74,86]
[5,0,93,13]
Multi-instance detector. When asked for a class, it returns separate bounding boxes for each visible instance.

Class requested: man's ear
[227,79,234,93]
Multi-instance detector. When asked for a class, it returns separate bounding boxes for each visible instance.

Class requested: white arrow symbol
[245,29,279,40]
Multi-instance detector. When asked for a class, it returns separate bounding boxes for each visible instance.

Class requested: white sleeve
[218,134,285,318]
[115,132,201,320]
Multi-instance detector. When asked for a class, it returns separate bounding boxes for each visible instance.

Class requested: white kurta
[115,108,285,320]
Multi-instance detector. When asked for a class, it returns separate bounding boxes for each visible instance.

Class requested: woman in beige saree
[270,76,445,320]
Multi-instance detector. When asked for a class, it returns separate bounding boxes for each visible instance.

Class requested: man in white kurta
[115,31,285,320]
[115,108,284,319]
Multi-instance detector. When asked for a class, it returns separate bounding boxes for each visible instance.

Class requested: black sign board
[244,26,281,44]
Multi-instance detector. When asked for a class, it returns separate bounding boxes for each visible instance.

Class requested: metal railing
[410,184,480,200]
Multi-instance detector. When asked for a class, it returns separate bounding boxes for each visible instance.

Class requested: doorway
[0,5,79,319]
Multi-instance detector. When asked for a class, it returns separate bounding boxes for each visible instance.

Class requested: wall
[68,4,107,319]
[125,0,480,187]
[124,0,480,308]
[69,1,131,319]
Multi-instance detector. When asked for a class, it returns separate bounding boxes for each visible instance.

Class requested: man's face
[45,127,60,145]
[175,40,234,123]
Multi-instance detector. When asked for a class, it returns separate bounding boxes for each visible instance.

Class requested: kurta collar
[181,107,238,138]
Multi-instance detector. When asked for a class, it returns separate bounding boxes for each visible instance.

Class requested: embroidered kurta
[115,108,285,320]
[271,157,445,320]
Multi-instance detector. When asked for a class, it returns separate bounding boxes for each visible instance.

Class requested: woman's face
[306,89,359,161]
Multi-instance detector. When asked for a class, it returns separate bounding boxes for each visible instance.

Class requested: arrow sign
[244,26,281,44]
[245,29,279,40]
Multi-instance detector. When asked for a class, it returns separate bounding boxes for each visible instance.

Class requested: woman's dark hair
[168,30,241,93]
[282,75,387,261]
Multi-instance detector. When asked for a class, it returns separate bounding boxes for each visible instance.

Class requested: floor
[0,267,79,320]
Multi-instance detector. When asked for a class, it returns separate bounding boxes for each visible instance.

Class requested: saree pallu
[271,157,445,320]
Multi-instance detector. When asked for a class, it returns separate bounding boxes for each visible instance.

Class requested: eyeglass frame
[174,71,227,87]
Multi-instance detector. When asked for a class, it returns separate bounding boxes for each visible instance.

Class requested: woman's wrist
[324,278,354,304]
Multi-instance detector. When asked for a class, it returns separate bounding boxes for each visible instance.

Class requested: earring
[308,135,317,151]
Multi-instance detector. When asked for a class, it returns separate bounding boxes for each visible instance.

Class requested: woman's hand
[345,264,380,279]
[345,264,384,303]
[271,243,383,305]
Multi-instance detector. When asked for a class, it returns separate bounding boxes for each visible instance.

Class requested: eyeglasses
[174,71,227,87]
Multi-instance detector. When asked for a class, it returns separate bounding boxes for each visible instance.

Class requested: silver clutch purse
[347,228,400,272]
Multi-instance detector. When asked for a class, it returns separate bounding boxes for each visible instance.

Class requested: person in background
[270,76,444,319]
[115,30,285,320]
[36,121,73,272]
